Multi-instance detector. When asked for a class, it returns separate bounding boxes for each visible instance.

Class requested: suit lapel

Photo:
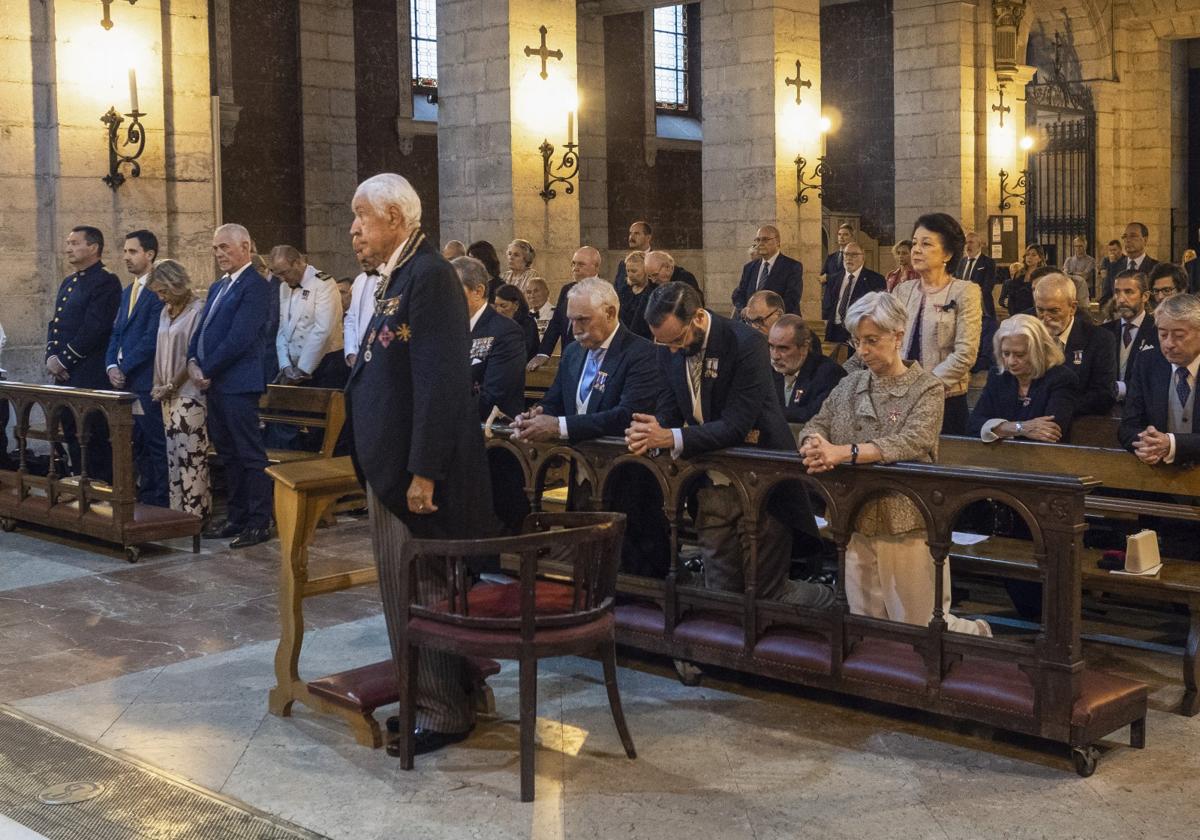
[669,351,695,424]
[701,315,730,423]
[1152,356,1171,430]
[565,342,586,416]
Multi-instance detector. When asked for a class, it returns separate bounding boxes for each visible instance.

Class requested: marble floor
[2,518,1199,840]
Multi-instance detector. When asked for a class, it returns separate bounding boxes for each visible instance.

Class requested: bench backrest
[259,385,345,459]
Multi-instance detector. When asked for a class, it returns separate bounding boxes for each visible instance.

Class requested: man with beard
[1102,269,1158,402]
[1033,272,1117,417]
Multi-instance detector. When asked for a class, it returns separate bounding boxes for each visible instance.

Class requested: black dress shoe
[386,726,473,757]
[229,527,271,549]
[202,520,241,540]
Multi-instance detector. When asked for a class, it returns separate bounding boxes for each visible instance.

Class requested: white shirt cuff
[534,353,549,361]
[105,364,118,372]
[670,428,684,460]
[1116,380,1127,400]
[1166,433,1177,464]
[558,416,569,438]
[980,418,1006,443]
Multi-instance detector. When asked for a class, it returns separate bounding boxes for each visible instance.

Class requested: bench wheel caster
[1071,745,1099,778]
[673,659,703,687]
[0,518,15,533]
[124,545,141,564]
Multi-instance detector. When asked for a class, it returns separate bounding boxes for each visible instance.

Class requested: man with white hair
[187,223,273,548]
[526,245,602,371]
[345,173,495,759]
[441,240,467,260]
[1119,293,1200,465]
[1032,272,1117,416]
[644,249,703,301]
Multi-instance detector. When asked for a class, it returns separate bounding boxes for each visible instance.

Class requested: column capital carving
[992,0,1028,81]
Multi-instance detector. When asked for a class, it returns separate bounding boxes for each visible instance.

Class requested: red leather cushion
[1071,670,1148,727]
[941,657,1035,717]
[306,656,503,712]
[615,602,666,636]
[841,638,926,693]
[673,612,745,652]
[409,612,614,650]
[752,628,832,675]
[434,580,579,619]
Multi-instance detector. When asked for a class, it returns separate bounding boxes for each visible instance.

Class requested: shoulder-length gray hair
[992,313,1063,378]
[149,258,192,299]
[845,291,907,336]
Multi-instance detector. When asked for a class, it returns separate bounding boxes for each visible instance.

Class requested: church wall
[820,0,896,244]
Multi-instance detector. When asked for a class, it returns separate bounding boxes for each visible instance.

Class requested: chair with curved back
[376,510,636,802]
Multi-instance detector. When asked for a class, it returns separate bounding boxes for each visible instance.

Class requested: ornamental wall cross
[524,26,563,80]
[785,60,812,106]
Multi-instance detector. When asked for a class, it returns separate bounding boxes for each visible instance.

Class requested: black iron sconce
[795,156,827,205]
[998,168,1027,212]
[101,69,146,190]
[524,26,579,203]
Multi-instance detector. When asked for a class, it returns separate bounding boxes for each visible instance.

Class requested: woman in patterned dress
[148,260,211,519]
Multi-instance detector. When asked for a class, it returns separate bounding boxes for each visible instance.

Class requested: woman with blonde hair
[967,313,1079,443]
[501,238,542,294]
[885,239,920,292]
[148,259,211,519]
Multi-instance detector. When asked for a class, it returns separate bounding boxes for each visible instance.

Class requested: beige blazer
[890,277,981,398]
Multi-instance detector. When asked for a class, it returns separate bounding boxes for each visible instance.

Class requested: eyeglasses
[752,236,778,244]
[653,321,696,349]
[740,308,781,328]
[1152,287,1177,297]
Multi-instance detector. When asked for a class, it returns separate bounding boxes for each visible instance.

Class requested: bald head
[755,225,781,260]
[644,250,675,284]
[571,246,601,281]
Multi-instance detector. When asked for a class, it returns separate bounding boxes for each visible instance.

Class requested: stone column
[438,0,580,292]
[701,0,823,316]
[298,0,358,276]
[894,0,978,239]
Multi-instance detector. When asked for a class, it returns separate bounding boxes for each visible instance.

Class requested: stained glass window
[653,5,688,111]
[411,0,437,88]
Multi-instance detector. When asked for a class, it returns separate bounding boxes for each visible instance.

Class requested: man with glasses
[731,225,803,317]
[625,282,833,609]
[739,290,784,336]
[824,242,884,345]
[1150,262,1188,306]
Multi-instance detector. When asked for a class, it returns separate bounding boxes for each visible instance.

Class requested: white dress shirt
[670,311,713,458]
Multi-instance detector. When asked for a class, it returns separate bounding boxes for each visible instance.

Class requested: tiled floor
[3,518,1200,839]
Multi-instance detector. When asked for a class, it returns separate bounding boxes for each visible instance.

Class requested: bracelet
[850,443,859,466]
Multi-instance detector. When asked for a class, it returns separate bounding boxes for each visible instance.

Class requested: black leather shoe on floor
[386,726,473,757]
[229,527,270,549]
[202,521,241,540]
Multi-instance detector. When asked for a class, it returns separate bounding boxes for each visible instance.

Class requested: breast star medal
[398,323,411,342]
[887,407,903,424]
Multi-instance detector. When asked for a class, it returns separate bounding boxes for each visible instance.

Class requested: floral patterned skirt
[161,395,211,519]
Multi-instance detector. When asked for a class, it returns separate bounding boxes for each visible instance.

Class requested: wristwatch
[850,443,859,465]
[1014,422,1024,436]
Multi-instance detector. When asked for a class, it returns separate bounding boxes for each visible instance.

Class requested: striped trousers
[368,486,475,734]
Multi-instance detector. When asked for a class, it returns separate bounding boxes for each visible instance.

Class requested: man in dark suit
[731,226,803,317]
[819,223,854,321]
[1150,262,1189,308]
[769,316,846,424]
[526,245,601,371]
[824,242,885,344]
[187,223,273,548]
[1113,222,1159,284]
[625,282,833,608]
[958,231,997,319]
[1033,273,1117,416]
[452,256,525,421]
[1102,269,1158,402]
[46,225,122,483]
[346,174,496,756]
[1119,293,1200,465]
[105,230,167,506]
[645,250,703,305]
[612,220,653,295]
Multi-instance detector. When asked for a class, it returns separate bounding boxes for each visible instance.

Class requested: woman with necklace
[148,259,211,519]
[885,213,981,434]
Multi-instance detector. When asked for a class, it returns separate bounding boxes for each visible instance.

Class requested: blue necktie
[1176,367,1191,409]
[199,278,233,360]
[578,349,602,406]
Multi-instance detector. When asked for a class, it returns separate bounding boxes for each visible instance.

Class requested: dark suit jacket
[670,266,703,306]
[1115,255,1159,280]
[732,254,803,315]
[1101,313,1159,382]
[515,312,539,360]
[1188,259,1199,294]
[46,262,122,390]
[1119,349,1200,463]
[1062,315,1118,416]
[537,281,576,357]
[773,350,847,424]
[819,251,845,321]
[262,274,282,386]
[105,280,165,393]
[958,254,997,319]
[470,305,527,421]
[540,324,657,441]
[824,268,886,343]
[345,237,495,535]
[966,364,1080,438]
[187,266,270,395]
[618,284,653,340]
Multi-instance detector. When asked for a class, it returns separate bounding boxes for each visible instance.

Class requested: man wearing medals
[345,174,496,758]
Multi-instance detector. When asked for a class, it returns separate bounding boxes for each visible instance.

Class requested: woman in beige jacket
[888,213,981,434]
[799,291,991,637]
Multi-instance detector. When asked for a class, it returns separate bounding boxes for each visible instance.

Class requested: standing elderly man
[958,231,997,319]
[46,226,122,483]
[188,223,273,548]
[270,245,345,389]
[1032,272,1117,416]
[346,173,496,758]
[824,241,885,345]
[732,225,803,317]
[106,229,168,506]
[819,223,854,319]
[527,245,602,370]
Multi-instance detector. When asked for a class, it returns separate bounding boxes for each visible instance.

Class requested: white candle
[128,68,139,113]
[567,110,574,146]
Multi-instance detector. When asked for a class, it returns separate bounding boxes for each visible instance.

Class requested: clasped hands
[625,414,675,456]
[1006,416,1062,443]
[511,405,561,442]
[798,433,848,474]
[1133,425,1171,465]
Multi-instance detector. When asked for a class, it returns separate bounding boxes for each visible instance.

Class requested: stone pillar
[701,0,823,316]
[438,0,580,292]
[298,0,358,276]
[893,0,978,239]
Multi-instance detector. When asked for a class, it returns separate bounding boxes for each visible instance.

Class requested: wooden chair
[376,511,636,802]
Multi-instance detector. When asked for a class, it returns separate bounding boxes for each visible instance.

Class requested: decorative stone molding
[993,0,1028,82]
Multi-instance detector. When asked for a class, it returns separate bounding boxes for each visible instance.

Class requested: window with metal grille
[653,5,688,111]
[411,0,437,89]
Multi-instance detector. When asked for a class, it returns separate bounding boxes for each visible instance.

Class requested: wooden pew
[524,356,559,405]
[487,433,1148,776]
[0,382,202,562]
[259,384,345,464]
[938,435,1200,715]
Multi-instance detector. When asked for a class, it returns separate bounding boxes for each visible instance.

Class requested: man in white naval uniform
[270,245,345,389]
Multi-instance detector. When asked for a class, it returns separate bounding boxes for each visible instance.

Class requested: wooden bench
[0,382,202,562]
[939,435,1200,715]
[524,356,559,405]
[487,432,1148,777]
